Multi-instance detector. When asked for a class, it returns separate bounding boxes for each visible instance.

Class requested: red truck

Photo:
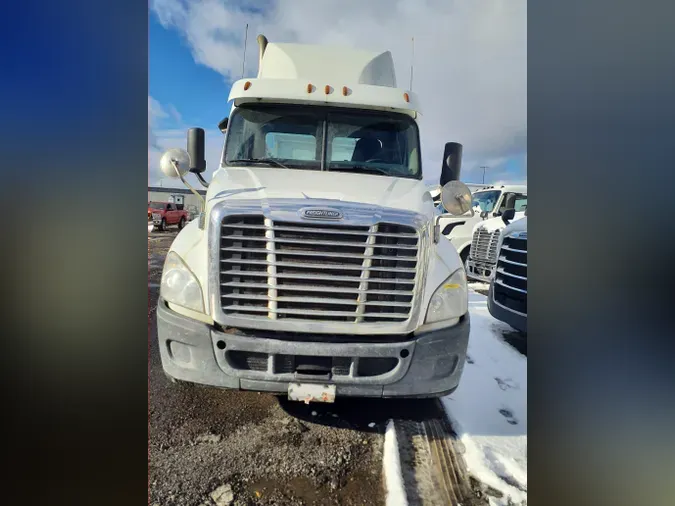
[148,202,190,231]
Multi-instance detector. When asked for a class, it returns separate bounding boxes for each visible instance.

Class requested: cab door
[165,203,177,224]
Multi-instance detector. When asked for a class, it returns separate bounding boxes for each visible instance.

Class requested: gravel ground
[148,231,386,506]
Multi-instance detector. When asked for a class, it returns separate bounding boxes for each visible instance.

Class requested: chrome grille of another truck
[494,235,527,316]
[219,216,419,324]
[470,227,501,264]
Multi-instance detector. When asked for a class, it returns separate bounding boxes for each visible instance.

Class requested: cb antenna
[241,23,249,79]
[409,36,414,91]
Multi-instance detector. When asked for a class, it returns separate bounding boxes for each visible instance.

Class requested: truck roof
[228,39,420,117]
[472,184,527,194]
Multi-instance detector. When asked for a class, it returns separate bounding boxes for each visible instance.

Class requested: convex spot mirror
[160,148,191,178]
[441,181,473,216]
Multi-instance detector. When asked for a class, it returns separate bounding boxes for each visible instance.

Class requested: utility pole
[480,166,489,184]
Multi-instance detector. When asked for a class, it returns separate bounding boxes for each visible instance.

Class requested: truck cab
[466,207,526,282]
[438,185,527,267]
[155,36,474,401]
[487,215,527,333]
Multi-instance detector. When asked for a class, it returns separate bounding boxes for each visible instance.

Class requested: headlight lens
[160,252,204,313]
[424,268,468,324]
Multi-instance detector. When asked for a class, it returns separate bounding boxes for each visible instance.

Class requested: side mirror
[502,208,516,225]
[440,181,473,216]
[187,127,206,173]
[159,148,190,178]
[218,117,228,133]
[440,142,463,186]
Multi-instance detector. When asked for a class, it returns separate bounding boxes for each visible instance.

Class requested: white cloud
[148,96,166,153]
[148,95,223,187]
[151,0,526,184]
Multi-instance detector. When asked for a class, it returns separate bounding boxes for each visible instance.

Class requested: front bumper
[466,258,496,282]
[487,283,527,333]
[156,298,470,398]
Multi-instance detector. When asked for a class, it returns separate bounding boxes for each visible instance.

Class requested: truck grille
[219,216,419,324]
[494,235,527,315]
[470,227,501,263]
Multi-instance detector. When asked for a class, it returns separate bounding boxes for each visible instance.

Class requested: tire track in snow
[389,401,489,506]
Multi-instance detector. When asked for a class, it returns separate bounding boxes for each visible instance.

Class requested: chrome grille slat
[501,244,526,254]
[219,216,419,324]
[495,278,527,294]
[496,266,527,280]
[220,258,416,273]
[222,223,417,238]
[497,256,526,267]
[222,305,410,319]
[221,281,413,296]
[221,270,415,285]
[220,235,417,250]
[221,293,411,307]
[355,224,378,323]
[264,217,278,320]
[221,246,416,262]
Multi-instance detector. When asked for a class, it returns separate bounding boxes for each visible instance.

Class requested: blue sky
[148,1,527,187]
[150,14,231,131]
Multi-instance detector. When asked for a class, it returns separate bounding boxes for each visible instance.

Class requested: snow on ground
[468,281,491,292]
[442,288,527,505]
[383,420,408,506]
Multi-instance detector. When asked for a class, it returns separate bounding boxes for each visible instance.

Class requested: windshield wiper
[227,158,291,169]
[329,165,390,176]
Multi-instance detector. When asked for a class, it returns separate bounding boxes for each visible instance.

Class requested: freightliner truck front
[156,35,474,403]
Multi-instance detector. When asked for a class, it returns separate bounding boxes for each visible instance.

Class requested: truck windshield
[471,190,501,213]
[148,202,167,209]
[223,104,422,179]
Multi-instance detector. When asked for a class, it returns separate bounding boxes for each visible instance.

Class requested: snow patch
[469,281,491,292]
[383,420,408,506]
[442,290,527,505]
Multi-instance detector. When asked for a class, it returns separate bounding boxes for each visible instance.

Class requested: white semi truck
[155,35,474,402]
[466,205,526,282]
[437,184,527,268]
[487,215,527,333]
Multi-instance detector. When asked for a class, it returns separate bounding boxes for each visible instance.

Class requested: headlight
[160,252,205,313]
[424,268,468,324]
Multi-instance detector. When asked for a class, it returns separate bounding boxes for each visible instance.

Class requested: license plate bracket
[288,383,336,404]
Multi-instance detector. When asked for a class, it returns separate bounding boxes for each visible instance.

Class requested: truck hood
[473,212,527,233]
[502,215,527,236]
[206,166,434,216]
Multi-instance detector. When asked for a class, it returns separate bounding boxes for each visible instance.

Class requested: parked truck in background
[155,35,475,402]
[148,201,190,231]
[429,183,485,210]
[436,185,527,269]
[465,204,526,282]
[487,215,527,333]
